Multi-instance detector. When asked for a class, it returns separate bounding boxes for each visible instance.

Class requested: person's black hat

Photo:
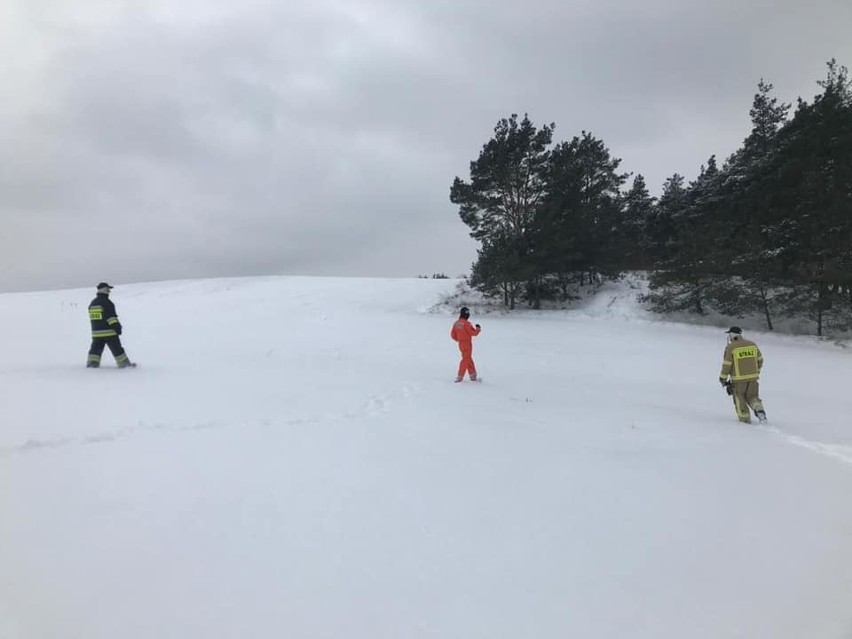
[96,282,114,290]
[459,306,470,319]
[725,326,742,334]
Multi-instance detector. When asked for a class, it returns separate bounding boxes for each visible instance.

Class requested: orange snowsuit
[450,318,481,380]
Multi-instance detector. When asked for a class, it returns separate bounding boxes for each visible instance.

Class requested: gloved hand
[116,324,123,336]
[719,379,726,387]
[475,324,481,329]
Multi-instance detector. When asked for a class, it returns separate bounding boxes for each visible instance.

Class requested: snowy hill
[1,276,852,638]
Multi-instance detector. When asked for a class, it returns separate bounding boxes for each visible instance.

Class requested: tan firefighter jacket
[719,336,763,383]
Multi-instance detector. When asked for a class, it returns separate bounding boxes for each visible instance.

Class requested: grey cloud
[1,0,850,291]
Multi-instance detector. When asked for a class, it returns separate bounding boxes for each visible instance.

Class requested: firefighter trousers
[731,380,764,423]
[88,336,131,367]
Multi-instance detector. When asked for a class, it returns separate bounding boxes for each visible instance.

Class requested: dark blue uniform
[87,292,132,368]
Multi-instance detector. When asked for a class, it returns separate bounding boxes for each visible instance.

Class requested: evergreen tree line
[450,60,852,335]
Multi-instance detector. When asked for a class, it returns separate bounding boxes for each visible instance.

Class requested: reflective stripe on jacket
[89,293,121,338]
[719,337,763,382]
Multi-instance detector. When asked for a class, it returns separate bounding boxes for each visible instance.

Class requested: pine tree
[534,132,628,293]
[763,60,852,334]
[686,80,791,330]
[451,114,553,308]
[745,79,791,155]
[620,174,656,269]
[648,161,727,314]
[645,173,686,266]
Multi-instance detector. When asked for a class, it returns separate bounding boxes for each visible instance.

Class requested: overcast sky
[2,0,851,292]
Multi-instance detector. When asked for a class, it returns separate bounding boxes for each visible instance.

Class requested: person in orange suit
[450,306,481,382]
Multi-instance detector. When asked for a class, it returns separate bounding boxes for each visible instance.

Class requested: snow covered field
[1,276,851,638]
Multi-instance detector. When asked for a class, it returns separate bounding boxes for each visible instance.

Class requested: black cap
[96,282,113,290]
[725,326,742,334]
[460,306,470,318]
